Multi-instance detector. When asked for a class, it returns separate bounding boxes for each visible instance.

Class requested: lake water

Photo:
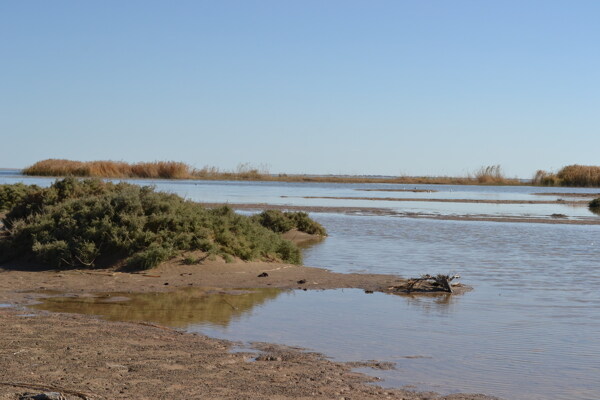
[4,174,600,399]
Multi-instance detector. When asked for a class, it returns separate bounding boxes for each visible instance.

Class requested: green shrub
[252,210,326,236]
[285,211,327,235]
[590,198,600,214]
[0,183,40,212]
[0,178,305,269]
[252,210,294,233]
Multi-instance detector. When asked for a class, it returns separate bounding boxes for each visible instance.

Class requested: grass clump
[534,165,600,187]
[252,210,327,236]
[0,178,306,270]
[23,159,194,179]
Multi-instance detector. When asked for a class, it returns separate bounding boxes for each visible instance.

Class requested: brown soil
[0,254,488,400]
[0,307,498,400]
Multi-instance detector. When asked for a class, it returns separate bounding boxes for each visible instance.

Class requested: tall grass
[23,159,194,179]
[23,159,525,185]
[470,165,511,184]
[533,165,600,187]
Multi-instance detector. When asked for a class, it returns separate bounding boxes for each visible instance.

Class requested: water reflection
[31,288,282,328]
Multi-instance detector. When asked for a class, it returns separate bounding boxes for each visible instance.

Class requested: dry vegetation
[533,165,600,187]
[23,159,192,179]
[23,159,524,185]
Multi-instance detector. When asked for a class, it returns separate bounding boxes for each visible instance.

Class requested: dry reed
[533,165,600,187]
[23,159,525,185]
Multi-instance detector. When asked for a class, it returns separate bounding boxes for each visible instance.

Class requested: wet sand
[0,258,490,400]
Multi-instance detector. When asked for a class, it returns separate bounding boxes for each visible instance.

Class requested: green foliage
[252,209,294,233]
[0,179,304,269]
[285,211,327,235]
[252,210,326,236]
[0,183,40,212]
[590,198,600,215]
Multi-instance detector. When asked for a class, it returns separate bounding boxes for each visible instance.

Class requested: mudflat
[0,256,493,400]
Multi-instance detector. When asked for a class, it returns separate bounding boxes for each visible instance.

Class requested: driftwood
[388,274,460,294]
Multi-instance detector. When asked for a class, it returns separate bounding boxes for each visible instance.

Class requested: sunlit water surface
[3,173,600,399]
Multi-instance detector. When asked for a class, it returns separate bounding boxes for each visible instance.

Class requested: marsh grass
[533,165,600,187]
[23,159,525,185]
[23,159,193,179]
[0,178,320,269]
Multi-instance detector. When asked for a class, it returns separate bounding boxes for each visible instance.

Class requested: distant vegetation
[23,159,193,179]
[0,179,325,270]
[590,198,600,215]
[470,165,513,185]
[23,159,525,186]
[533,165,600,187]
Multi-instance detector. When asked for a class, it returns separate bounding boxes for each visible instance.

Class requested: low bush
[252,210,326,236]
[0,179,308,269]
[590,198,600,214]
[0,183,40,212]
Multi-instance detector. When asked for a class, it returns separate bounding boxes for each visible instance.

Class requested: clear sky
[1,1,598,178]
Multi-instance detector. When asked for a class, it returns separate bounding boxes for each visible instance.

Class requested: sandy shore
[0,256,495,400]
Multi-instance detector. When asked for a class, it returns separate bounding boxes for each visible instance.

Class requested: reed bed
[23,159,194,179]
[22,159,524,185]
[533,165,600,187]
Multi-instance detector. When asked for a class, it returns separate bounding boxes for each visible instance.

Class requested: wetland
[1,172,599,399]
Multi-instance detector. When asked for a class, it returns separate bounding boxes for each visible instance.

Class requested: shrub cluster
[590,198,600,214]
[251,210,327,235]
[0,183,40,212]
[0,179,308,269]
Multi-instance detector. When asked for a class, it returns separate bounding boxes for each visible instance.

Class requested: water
[4,174,600,399]
[1,174,599,220]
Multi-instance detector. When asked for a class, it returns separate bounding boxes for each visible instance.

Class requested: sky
[1,1,599,178]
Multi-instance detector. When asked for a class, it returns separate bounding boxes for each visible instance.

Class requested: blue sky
[1,1,598,178]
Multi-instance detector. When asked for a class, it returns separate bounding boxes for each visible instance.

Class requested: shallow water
[30,213,600,400]
[30,288,282,328]
[1,174,599,220]
[4,174,600,399]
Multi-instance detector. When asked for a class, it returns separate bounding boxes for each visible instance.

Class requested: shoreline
[200,202,600,225]
[0,260,493,400]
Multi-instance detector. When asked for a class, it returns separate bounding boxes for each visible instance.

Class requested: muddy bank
[0,258,467,305]
[0,309,500,400]
[532,192,600,197]
[0,259,492,400]
[282,195,589,205]
[355,189,438,193]
[200,202,600,225]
